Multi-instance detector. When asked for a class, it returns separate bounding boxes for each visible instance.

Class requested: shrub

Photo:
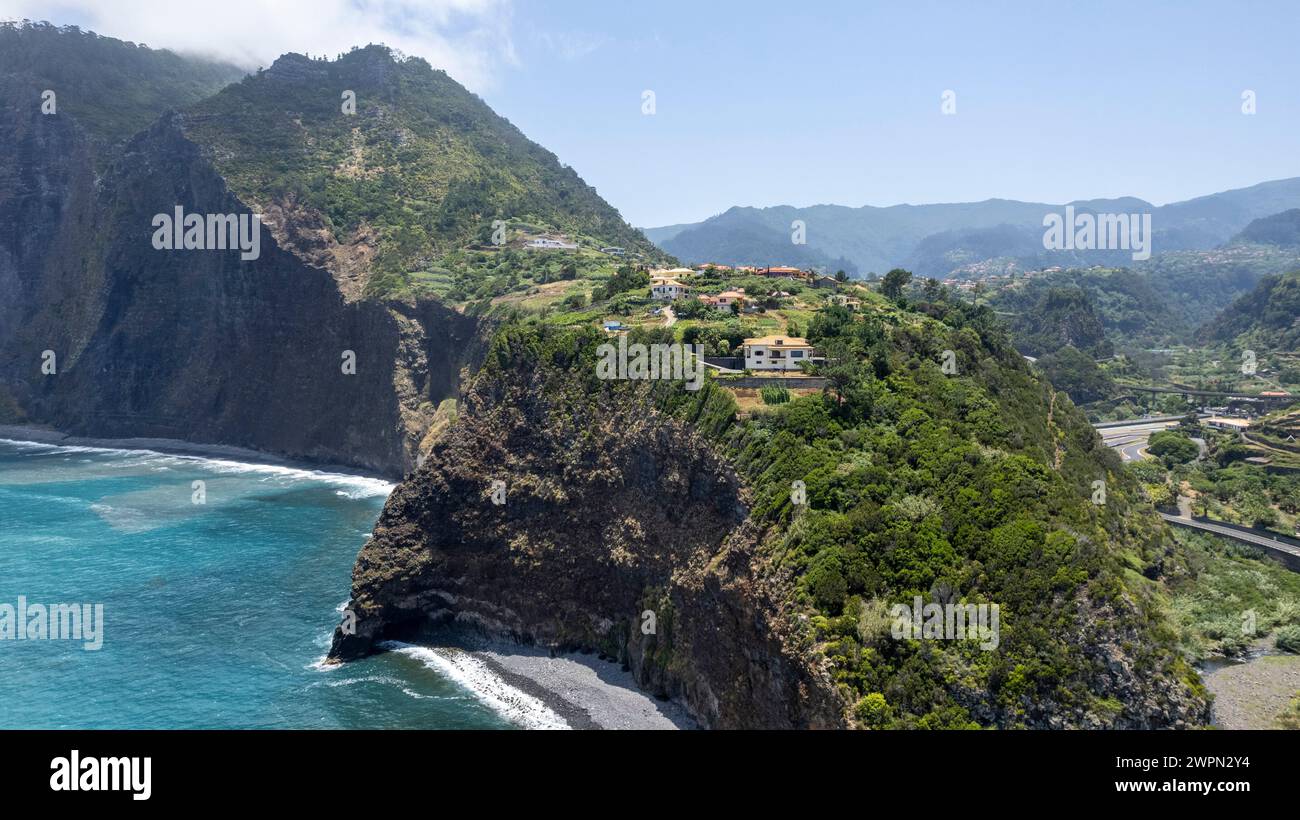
[853,693,893,728]
[761,386,791,405]
[1276,625,1300,654]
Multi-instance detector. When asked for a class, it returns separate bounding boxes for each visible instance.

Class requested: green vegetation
[760,386,790,405]
[705,287,1196,727]
[0,21,244,151]
[1035,346,1115,404]
[183,46,666,299]
[1277,625,1300,654]
[1147,430,1199,467]
[1006,286,1112,358]
[1165,528,1300,658]
[1197,269,1300,353]
[880,268,912,301]
[1277,692,1300,728]
[489,273,1202,727]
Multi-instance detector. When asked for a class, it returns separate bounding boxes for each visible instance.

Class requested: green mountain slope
[1197,270,1300,352]
[1232,208,1300,248]
[331,295,1210,727]
[0,21,245,150]
[181,47,664,297]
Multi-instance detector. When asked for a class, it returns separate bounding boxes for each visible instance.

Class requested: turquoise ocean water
[0,437,524,729]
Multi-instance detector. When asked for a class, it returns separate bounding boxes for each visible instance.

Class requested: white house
[651,279,690,301]
[1206,417,1251,431]
[526,237,578,250]
[741,335,815,371]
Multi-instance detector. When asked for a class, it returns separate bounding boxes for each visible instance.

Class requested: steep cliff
[1,110,480,475]
[0,26,656,475]
[329,318,1211,728]
[328,326,844,727]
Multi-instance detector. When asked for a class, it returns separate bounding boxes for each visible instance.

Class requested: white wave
[382,641,571,730]
[0,437,394,498]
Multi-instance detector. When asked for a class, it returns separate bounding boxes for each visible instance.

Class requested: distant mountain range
[645,179,1300,277]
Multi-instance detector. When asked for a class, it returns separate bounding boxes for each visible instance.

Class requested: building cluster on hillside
[691,263,838,283]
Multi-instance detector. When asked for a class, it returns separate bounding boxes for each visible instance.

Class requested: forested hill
[0,21,245,150]
[1231,208,1300,248]
[332,289,1211,728]
[1197,269,1300,352]
[181,46,665,295]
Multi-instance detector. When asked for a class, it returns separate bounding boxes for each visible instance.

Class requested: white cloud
[0,0,518,91]
[533,29,607,62]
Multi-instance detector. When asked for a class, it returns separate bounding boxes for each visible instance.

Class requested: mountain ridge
[648,178,1300,277]
[0,25,662,475]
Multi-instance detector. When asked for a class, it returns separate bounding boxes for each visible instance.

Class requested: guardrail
[1161,514,1300,572]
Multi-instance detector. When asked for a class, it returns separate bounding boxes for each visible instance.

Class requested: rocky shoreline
[384,635,697,730]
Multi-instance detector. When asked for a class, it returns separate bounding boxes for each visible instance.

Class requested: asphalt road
[1160,514,1300,563]
[1096,420,1179,462]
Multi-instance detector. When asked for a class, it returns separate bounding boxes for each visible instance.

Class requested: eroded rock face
[0,112,479,475]
[328,368,846,728]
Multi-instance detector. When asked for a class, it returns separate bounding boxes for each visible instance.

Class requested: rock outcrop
[328,343,846,728]
[0,108,480,476]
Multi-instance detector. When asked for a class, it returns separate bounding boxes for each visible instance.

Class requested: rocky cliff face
[0,107,481,475]
[327,337,846,728]
[327,323,1212,729]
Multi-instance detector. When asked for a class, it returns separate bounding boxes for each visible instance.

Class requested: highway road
[1096,418,1208,462]
[1160,514,1300,567]
[1096,419,1179,462]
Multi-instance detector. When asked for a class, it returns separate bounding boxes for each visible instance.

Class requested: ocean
[0,437,562,729]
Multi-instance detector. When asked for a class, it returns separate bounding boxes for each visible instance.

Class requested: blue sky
[12,0,1300,228]
[483,0,1300,227]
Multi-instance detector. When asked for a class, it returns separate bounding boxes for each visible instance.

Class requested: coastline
[2,425,690,729]
[382,636,697,730]
[0,424,395,484]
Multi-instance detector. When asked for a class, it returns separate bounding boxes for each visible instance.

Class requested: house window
[791,350,803,358]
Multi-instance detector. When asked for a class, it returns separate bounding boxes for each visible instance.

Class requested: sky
[7,0,1300,228]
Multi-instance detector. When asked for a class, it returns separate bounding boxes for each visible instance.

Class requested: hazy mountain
[651,179,1300,277]
[0,21,245,152]
[1231,208,1300,248]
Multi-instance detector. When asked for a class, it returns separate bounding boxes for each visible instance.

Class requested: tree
[816,338,864,406]
[834,269,849,284]
[1148,430,1199,466]
[881,268,912,301]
